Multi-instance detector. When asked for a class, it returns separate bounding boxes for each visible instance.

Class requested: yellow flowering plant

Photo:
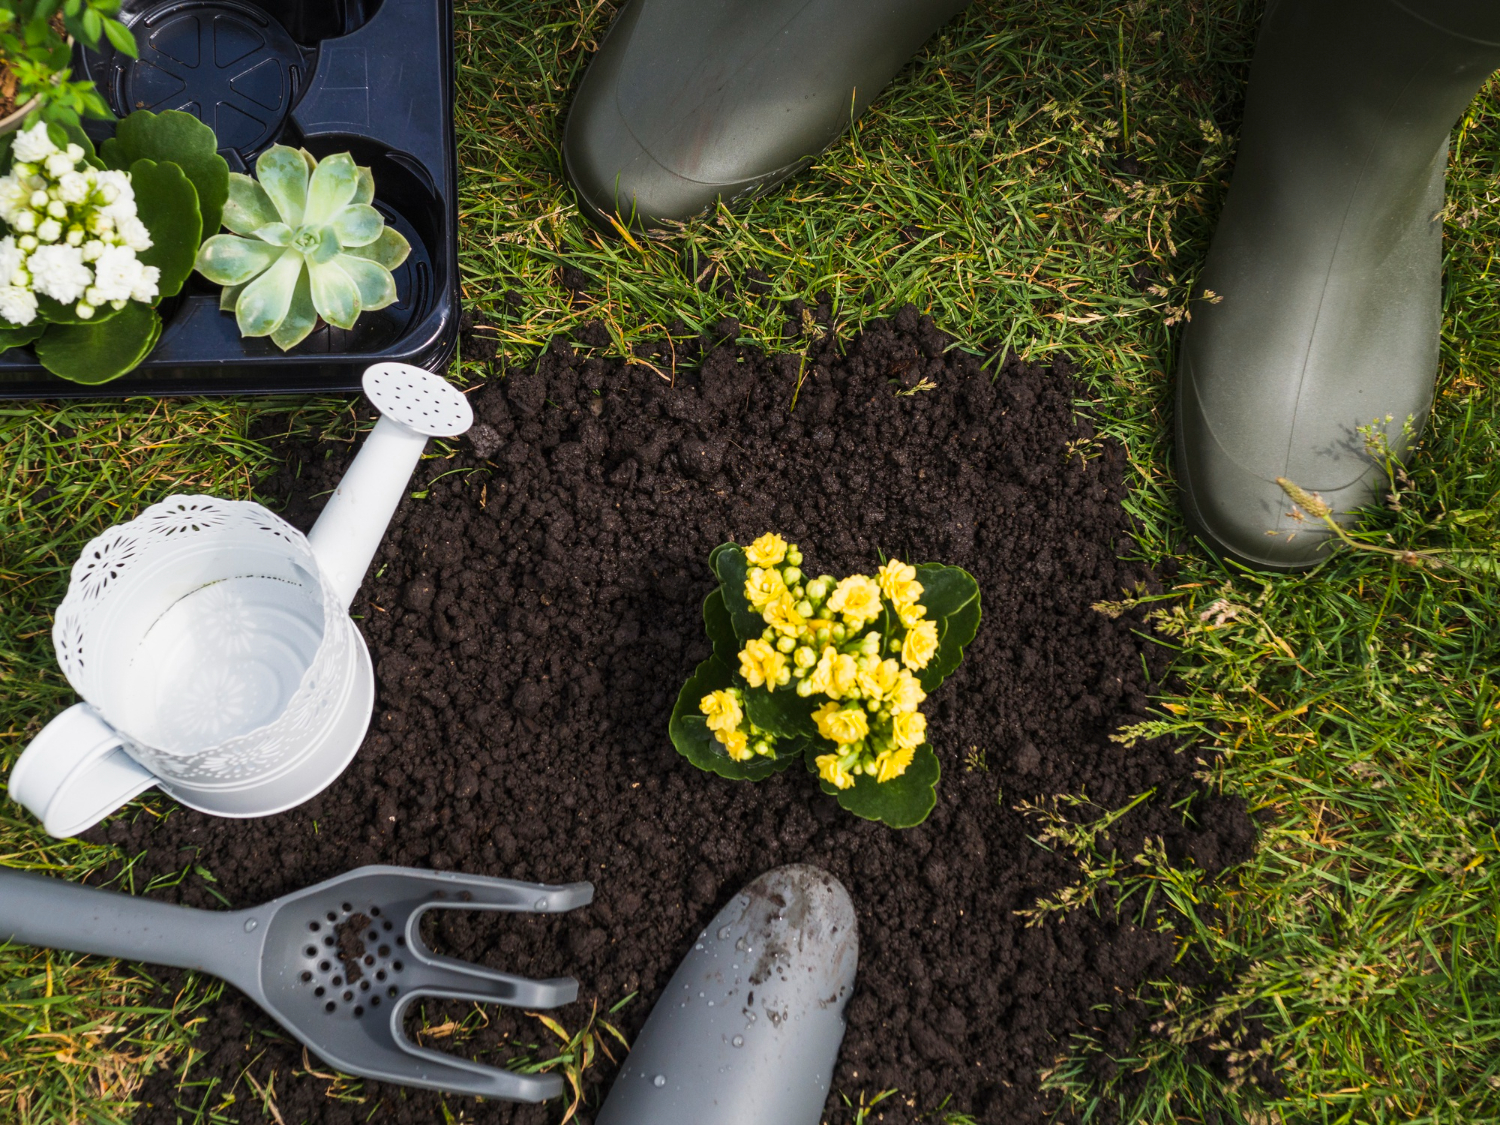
[669,533,981,827]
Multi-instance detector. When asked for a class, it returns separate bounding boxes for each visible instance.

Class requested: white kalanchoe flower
[91,244,158,305]
[0,284,37,326]
[12,122,59,164]
[28,244,92,303]
[0,122,159,323]
[118,215,151,253]
[56,171,89,204]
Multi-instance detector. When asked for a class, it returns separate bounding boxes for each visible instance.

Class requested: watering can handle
[307,364,473,612]
[6,703,157,839]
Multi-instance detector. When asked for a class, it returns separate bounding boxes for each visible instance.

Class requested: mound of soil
[102,307,1256,1125]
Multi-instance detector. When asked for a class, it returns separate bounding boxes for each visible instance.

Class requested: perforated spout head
[363,363,473,437]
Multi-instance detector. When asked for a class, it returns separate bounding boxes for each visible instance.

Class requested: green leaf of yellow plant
[669,656,802,781]
[743,681,818,740]
[911,563,981,692]
[806,740,940,828]
[703,587,739,668]
[709,543,764,644]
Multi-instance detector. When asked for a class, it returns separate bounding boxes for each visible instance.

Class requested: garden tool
[565,0,970,230]
[0,864,592,1101]
[596,864,858,1125]
[1175,0,1500,569]
[7,363,472,838]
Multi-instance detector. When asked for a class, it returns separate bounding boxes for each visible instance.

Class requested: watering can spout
[308,364,473,612]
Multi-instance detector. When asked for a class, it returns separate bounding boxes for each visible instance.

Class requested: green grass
[4,0,1500,1120]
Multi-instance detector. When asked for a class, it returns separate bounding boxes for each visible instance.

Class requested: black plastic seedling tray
[0,0,458,399]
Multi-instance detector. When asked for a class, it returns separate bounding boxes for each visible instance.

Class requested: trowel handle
[307,414,428,612]
[0,868,253,982]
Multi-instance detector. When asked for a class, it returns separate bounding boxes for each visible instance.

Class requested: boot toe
[1176,367,1344,571]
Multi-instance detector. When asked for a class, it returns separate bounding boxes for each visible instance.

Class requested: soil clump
[102,306,1257,1124]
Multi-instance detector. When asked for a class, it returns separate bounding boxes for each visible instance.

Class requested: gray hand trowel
[598,864,858,1125]
[0,865,593,1101]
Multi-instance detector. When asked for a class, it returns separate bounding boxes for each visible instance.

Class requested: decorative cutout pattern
[52,495,356,784]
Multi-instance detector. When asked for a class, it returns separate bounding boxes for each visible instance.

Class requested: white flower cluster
[0,122,159,326]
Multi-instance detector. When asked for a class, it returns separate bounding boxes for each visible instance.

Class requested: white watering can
[7,364,473,839]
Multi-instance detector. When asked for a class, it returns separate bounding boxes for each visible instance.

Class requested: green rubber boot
[1176,0,1500,570]
[563,0,969,231]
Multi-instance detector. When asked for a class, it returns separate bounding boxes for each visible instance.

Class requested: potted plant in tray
[0,0,137,130]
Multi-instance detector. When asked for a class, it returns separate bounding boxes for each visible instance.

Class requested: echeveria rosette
[670,536,981,828]
[194,146,411,351]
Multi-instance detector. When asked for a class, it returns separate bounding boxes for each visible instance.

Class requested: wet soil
[100,306,1258,1124]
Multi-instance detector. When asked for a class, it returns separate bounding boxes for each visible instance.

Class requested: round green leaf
[333,253,396,311]
[912,563,981,692]
[806,741,940,828]
[34,302,160,384]
[670,656,803,782]
[130,158,201,301]
[36,295,123,326]
[255,145,309,227]
[105,110,227,236]
[195,233,279,287]
[0,321,45,351]
[344,225,410,271]
[223,173,282,235]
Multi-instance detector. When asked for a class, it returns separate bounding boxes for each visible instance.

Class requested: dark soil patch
[99,307,1257,1124]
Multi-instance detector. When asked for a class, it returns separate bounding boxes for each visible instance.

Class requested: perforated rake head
[0,865,594,1102]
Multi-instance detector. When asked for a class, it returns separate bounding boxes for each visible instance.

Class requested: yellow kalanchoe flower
[891,709,927,752]
[815,752,856,790]
[699,689,743,733]
[745,533,790,567]
[898,601,926,628]
[739,637,788,690]
[827,574,883,627]
[902,618,939,671]
[876,559,924,611]
[813,702,869,745]
[875,745,916,783]
[744,565,787,610]
[856,656,902,702]
[889,668,927,714]
[763,592,807,637]
[720,728,753,761]
[807,646,860,699]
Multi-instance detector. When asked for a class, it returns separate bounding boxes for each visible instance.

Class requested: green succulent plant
[193,145,410,351]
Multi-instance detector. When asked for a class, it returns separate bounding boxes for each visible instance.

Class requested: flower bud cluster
[0,122,159,326]
[708,532,941,789]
